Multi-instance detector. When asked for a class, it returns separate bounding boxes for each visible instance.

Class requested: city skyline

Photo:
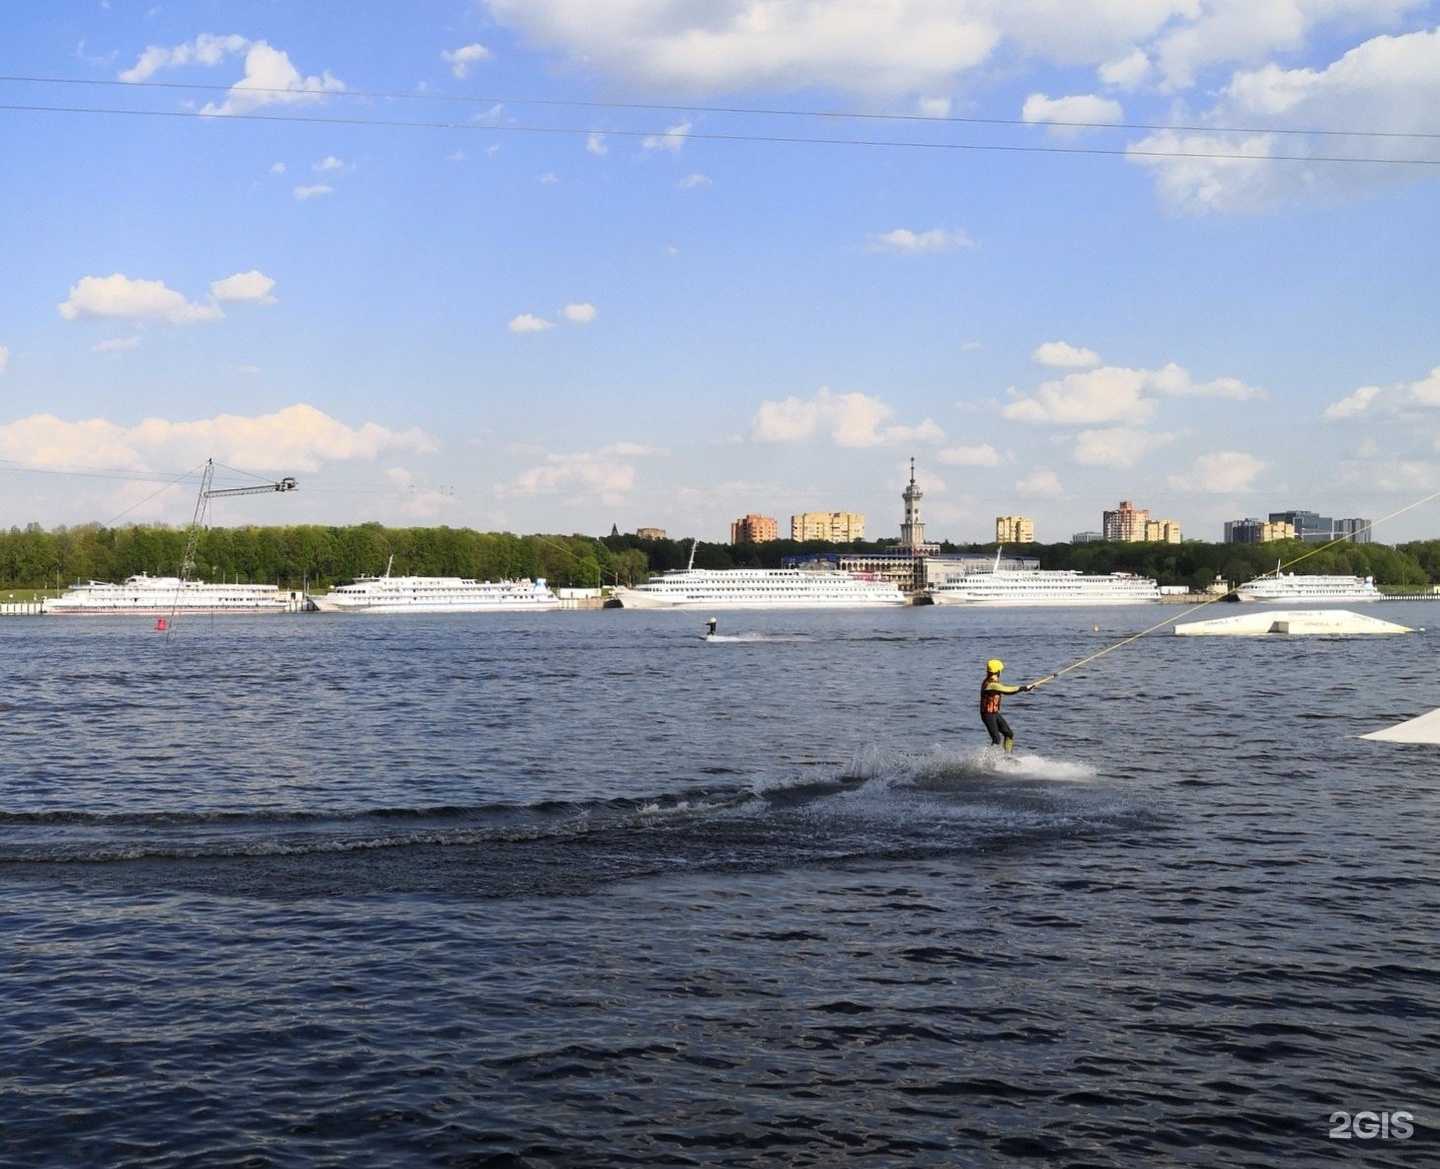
[3,3,1440,543]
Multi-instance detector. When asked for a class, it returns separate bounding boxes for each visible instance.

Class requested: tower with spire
[900,458,937,554]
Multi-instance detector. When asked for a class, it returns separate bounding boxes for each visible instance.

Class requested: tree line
[4,522,1440,593]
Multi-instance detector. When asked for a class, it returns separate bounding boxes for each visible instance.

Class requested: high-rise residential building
[1334,517,1373,544]
[1144,519,1182,543]
[791,511,865,542]
[729,514,779,544]
[995,515,1035,543]
[1103,500,1148,542]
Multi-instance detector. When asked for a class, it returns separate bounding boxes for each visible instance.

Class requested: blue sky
[3,1,1439,544]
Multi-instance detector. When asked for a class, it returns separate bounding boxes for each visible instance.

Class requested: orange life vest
[980,675,1003,714]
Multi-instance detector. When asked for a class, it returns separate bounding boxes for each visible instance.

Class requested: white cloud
[1147,0,1420,93]
[1131,27,1440,212]
[442,43,493,79]
[484,0,998,96]
[1016,469,1064,496]
[586,132,608,155]
[293,184,334,200]
[508,313,555,333]
[1003,365,1153,425]
[120,35,345,116]
[0,344,7,375]
[866,228,974,254]
[0,404,434,478]
[1071,426,1175,468]
[751,386,942,447]
[642,121,691,152]
[1168,450,1268,493]
[677,173,712,189]
[1033,341,1100,368]
[937,443,1004,467]
[96,336,143,357]
[561,302,597,324]
[1021,93,1124,135]
[58,274,225,325]
[1003,360,1264,424]
[1100,47,1151,90]
[210,270,277,305]
[1323,366,1440,417]
[269,162,287,176]
[313,155,347,172]
[501,442,663,504]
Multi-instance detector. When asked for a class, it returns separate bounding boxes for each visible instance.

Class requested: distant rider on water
[981,659,1034,753]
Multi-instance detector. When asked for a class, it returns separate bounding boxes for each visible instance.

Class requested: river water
[2,604,1436,1166]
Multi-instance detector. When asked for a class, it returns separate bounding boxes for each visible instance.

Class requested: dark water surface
[2,605,1436,1166]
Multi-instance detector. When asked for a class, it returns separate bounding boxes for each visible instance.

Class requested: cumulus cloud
[561,302,597,324]
[442,43,493,78]
[937,443,1004,467]
[476,3,1434,213]
[1130,27,1440,212]
[501,441,664,504]
[1003,360,1264,425]
[0,404,435,478]
[642,122,692,152]
[96,336,143,357]
[484,0,998,96]
[1021,93,1124,134]
[1071,426,1176,468]
[211,270,277,305]
[866,228,974,254]
[1168,450,1268,493]
[1033,341,1100,368]
[1323,366,1440,418]
[751,386,942,447]
[120,35,345,115]
[58,274,225,325]
[508,313,555,333]
[586,132,608,155]
[1016,469,1065,496]
[293,184,334,200]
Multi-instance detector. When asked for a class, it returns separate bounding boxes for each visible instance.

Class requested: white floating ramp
[1362,707,1440,743]
[1173,609,1413,637]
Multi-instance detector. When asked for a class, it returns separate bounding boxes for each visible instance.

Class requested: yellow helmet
[986,658,1004,673]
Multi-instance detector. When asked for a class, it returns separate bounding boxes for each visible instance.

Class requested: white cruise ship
[44,574,293,616]
[1233,571,1381,604]
[927,560,1160,606]
[610,565,907,609]
[310,570,559,613]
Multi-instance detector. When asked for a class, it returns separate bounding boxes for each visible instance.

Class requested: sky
[3,1,1440,546]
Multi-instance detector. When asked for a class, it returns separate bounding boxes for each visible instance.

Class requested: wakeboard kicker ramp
[1172,609,1414,637]
[1362,707,1440,744]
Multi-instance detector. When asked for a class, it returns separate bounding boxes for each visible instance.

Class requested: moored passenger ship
[609,565,907,609]
[44,573,293,615]
[310,572,559,613]
[1232,572,1381,604]
[926,566,1161,606]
